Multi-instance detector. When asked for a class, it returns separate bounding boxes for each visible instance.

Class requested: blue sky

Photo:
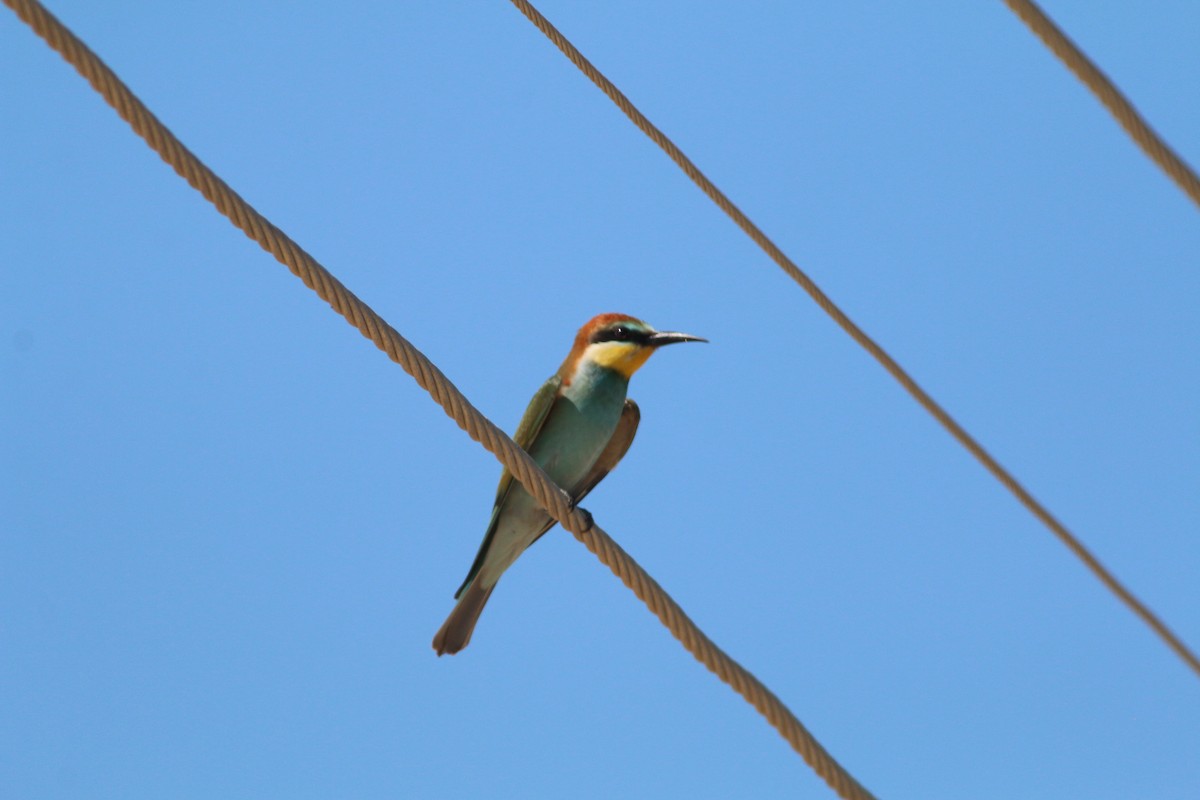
[3,2,1198,798]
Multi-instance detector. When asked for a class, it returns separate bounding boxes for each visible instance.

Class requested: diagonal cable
[504,0,1200,678]
[2,1,878,797]
[1002,0,1200,208]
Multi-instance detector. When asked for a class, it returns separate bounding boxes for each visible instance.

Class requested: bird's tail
[432,580,495,656]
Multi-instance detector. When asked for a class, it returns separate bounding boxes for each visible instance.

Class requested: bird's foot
[570,505,594,532]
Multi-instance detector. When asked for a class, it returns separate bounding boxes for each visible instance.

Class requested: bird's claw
[570,505,594,532]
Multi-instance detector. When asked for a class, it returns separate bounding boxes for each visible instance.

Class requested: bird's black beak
[647,330,708,347]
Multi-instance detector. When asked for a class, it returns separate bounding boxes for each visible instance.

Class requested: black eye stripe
[591,325,648,344]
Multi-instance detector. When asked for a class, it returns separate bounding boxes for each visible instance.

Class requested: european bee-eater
[433,313,705,655]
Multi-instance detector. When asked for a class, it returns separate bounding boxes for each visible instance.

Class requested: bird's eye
[611,325,630,340]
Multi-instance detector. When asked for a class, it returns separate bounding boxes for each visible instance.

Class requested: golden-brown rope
[504,0,1200,680]
[1003,0,1200,207]
[1,1,878,797]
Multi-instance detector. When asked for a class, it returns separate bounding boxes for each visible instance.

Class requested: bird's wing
[454,375,562,599]
[570,399,641,504]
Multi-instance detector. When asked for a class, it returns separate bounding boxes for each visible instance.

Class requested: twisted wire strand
[2,1,878,797]
[505,0,1200,679]
[1003,0,1200,207]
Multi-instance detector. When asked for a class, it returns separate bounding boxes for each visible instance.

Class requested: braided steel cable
[1003,0,1200,207]
[505,0,1200,680]
[2,2,878,797]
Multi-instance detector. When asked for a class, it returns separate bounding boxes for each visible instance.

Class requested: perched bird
[433,313,705,655]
